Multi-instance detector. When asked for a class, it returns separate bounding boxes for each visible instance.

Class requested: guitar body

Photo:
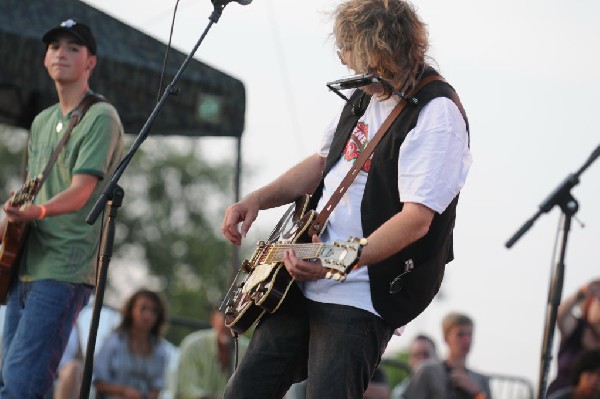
[223,195,366,334]
[0,177,41,304]
[224,195,314,334]
[0,222,29,269]
[0,222,29,304]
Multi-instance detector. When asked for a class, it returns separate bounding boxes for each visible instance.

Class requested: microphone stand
[79,185,123,399]
[79,2,237,398]
[505,144,600,399]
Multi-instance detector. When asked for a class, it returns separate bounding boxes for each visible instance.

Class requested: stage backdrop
[0,0,245,138]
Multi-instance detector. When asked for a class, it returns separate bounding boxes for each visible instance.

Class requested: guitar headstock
[9,175,42,209]
[321,236,368,282]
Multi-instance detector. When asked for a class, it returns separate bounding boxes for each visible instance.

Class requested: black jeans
[224,284,394,399]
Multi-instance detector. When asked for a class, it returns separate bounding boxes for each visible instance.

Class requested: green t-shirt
[21,97,124,285]
[175,329,249,399]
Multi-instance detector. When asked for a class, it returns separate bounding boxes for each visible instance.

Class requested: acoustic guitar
[0,176,42,303]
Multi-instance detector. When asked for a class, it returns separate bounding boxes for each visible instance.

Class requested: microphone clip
[211,0,252,21]
[326,73,418,106]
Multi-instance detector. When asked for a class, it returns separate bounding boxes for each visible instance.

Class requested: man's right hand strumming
[221,154,325,246]
[221,195,261,246]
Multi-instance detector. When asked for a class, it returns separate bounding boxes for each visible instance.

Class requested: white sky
[84,0,600,392]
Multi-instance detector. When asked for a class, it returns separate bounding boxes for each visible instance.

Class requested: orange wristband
[38,205,47,220]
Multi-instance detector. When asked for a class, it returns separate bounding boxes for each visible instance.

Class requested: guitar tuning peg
[348,236,368,246]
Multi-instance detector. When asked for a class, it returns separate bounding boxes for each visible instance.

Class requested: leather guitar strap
[307,75,444,237]
[33,94,106,193]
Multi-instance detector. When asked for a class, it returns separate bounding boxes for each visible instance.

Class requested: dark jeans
[224,284,394,399]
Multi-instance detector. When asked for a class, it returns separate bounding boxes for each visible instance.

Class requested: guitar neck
[10,176,42,208]
[260,243,325,263]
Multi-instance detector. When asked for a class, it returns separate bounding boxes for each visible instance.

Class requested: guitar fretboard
[260,243,324,263]
[10,177,41,207]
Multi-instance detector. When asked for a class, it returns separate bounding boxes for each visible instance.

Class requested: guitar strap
[307,75,444,237]
[33,93,106,193]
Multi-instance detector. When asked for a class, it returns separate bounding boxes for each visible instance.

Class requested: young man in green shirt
[0,19,124,398]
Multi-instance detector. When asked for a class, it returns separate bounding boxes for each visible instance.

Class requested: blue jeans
[224,284,394,399]
[0,279,92,399]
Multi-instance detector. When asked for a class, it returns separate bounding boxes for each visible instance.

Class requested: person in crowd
[54,325,85,399]
[94,289,169,399]
[220,0,471,396]
[174,309,249,399]
[364,366,391,399]
[391,334,438,398]
[403,312,491,399]
[548,349,600,399]
[548,279,600,395]
[0,18,124,398]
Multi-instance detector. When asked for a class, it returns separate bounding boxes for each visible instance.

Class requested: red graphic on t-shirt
[343,122,371,173]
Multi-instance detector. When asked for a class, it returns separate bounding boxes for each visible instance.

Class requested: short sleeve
[73,104,122,179]
[150,340,169,389]
[317,94,353,158]
[398,97,471,213]
[93,332,120,383]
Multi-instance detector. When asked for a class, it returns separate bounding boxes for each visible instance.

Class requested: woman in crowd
[94,288,169,399]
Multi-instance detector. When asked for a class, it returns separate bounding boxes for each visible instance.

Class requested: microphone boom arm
[505,144,599,248]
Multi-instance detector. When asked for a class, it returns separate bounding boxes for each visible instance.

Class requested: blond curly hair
[333,0,429,94]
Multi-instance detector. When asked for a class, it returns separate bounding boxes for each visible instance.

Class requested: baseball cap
[42,19,97,55]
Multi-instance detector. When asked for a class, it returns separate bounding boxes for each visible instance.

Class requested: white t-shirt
[301,93,472,316]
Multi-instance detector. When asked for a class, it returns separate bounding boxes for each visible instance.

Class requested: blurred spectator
[364,366,391,399]
[52,296,122,399]
[391,334,438,398]
[403,312,492,399]
[548,278,600,396]
[174,309,249,399]
[94,288,169,399]
[548,349,600,399]
[54,325,84,399]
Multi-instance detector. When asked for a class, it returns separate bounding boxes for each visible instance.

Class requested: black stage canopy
[0,0,245,138]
